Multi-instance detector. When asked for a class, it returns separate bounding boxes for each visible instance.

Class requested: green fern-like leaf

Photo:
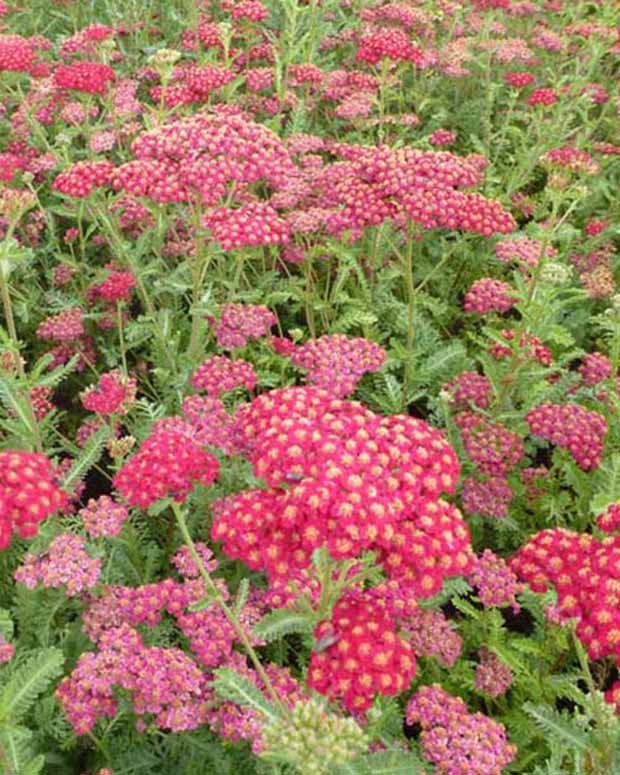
[253,609,314,643]
[0,648,64,725]
[60,425,109,492]
[212,668,278,721]
[333,749,428,774]
[523,702,590,752]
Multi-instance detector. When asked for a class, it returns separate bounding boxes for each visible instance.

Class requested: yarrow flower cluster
[36,307,84,341]
[291,334,386,396]
[510,528,620,660]
[15,533,101,596]
[203,202,290,250]
[56,624,209,734]
[468,550,524,612]
[213,387,474,600]
[53,161,115,198]
[113,427,219,509]
[526,402,607,470]
[79,495,129,538]
[444,371,492,409]
[474,648,513,698]
[307,592,417,711]
[578,351,612,387]
[53,61,116,95]
[454,411,524,476]
[0,451,67,549]
[464,277,515,314]
[461,475,513,519]
[212,303,276,349]
[597,503,620,534]
[81,370,138,415]
[402,609,463,667]
[406,684,516,774]
[191,355,257,396]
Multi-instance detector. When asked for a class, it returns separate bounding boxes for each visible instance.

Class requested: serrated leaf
[333,749,427,774]
[523,703,590,751]
[61,425,109,491]
[253,610,313,643]
[212,668,277,720]
[0,648,64,725]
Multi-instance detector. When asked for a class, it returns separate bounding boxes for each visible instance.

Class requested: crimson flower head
[0,451,68,549]
[113,427,219,509]
[53,61,115,96]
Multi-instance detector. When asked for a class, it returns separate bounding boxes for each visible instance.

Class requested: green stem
[171,502,289,717]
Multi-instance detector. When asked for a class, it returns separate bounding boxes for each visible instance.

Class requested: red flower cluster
[0,451,67,549]
[526,402,607,470]
[309,145,516,238]
[291,334,386,396]
[356,25,425,66]
[527,87,558,106]
[81,370,138,416]
[542,146,599,175]
[89,270,137,304]
[504,70,536,87]
[307,592,416,711]
[429,129,457,147]
[597,503,620,534]
[0,34,37,73]
[191,355,257,397]
[53,161,115,197]
[53,61,115,95]
[490,329,552,365]
[150,64,236,108]
[464,277,515,314]
[510,528,620,660]
[495,236,557,268]
[113,427,219,509]
[212,387,473,597]
[203,202,290,250]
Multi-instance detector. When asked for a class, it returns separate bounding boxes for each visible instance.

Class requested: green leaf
[0,648,64,725]
[523,703,590,752]
[61,425,109,492]
[212,668,278,721]
[333,749,428,774]
[0,725,33,774]
[253,609,314,643]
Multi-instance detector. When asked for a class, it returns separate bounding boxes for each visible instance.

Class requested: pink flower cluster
[112,111,295,205]
[79,495,129,538]
[36,307,84,341]
[455,411,524,476]
[406,684,516,775]
[526,402,607,470]
[495,236,557,268]
[464,278,515,314]
[597,503,620,533]
[203,202,290,250]
[291,334,386,396]
[0,451,67,549]
[56,624,209,735]
[475,648,513,698]
[53,161,115,198]
[468,550,524,612]
[578,351,612,387]
[490,329,552,365]
[113,427,219,509]
[181,396,237,454]
[0,635,14,664]
[462,475,513,519]
[212,303,276,349]
[192,355,257,396]
[15,533,101,596]
[403,609,463,668]
[444,371,492,409]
